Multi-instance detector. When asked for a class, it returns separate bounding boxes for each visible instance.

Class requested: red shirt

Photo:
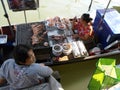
[77,20,91,37]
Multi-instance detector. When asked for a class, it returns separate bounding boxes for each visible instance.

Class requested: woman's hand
[89,25,94,36]
[72,34,79,39]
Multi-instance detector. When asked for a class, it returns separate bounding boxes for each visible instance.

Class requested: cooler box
[93,9,120,48]
[0,26,15,46]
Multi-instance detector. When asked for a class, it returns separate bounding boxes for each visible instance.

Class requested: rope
[1,0,14,37]
[23,10,27,24]
[97,0,112,30]
[88,0,93,11]
[37,0,40,20]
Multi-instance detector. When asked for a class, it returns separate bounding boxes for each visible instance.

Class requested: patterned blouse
[77,20,91,37]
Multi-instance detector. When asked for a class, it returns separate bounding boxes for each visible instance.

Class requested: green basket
[88,68,104,90]
[101,75,119,89]
[97,58,116,70]
[97,58,116,78]
[88,58,120,90]
[115,66,120,80]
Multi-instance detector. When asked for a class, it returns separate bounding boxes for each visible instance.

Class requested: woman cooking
[72,13,94,42]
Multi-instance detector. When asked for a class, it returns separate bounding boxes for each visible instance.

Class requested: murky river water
[0,0,120,26]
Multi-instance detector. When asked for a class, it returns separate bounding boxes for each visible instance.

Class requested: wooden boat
[0,8,120,66]
[0,0,120,65]
[0,1,120,90]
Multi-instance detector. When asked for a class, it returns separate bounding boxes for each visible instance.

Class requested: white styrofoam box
[0,35,7,44]
[71,41,81,58]
[76,40,89,57]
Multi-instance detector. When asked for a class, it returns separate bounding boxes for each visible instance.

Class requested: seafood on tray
[46,16,72,30]
[61,18,72,30]
[50,35,65,41]
[46,18,56,27]
[56,22,66,30]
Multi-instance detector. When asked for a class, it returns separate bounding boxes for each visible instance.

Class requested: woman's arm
[89,25,93,36]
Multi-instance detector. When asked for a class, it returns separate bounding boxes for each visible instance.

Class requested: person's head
[13,44,36,65]
[81,13,93,23]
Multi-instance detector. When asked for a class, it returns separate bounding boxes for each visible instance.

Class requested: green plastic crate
[88,58,120,90]
[101,75,119,89]
[97,58,116,78]
[88,68,104,90]
[115,66,120,80]
[97,58,116,70]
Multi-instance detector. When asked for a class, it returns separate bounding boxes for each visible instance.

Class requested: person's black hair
[13,44,32,65]
[81,13,93,23]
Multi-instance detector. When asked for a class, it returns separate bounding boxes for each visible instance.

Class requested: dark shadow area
[0,45,14,65]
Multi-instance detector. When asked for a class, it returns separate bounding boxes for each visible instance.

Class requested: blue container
[93,9,120,48]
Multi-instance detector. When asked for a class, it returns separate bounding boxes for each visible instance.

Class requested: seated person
[0,44,53,90]
[72,13,94,41]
